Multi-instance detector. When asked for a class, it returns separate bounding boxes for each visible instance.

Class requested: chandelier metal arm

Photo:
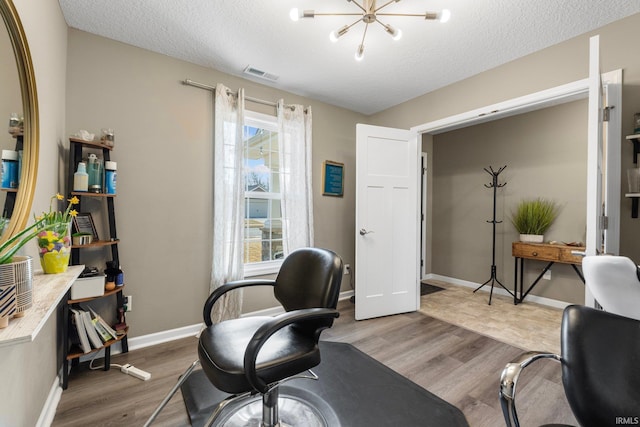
[360,22,369,45]
[309,12,363,17]
[349,0,367,14]
[377,12,438,20]
[374,0,401,13]
[343,17,366,32]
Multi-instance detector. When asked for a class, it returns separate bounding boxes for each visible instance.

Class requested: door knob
[359,228,374,236]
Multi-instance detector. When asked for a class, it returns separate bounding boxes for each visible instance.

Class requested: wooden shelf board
[69,137,113,150]
[70,191,115,198]
[625,193,640,198]
[66,326,129,360]
[0,188,18,193]
[626,134,640,140]
[71,239,119,249]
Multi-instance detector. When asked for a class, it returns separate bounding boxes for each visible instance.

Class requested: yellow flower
[70,210,78,217]
[56,193,64,201]
[69,196,79,205]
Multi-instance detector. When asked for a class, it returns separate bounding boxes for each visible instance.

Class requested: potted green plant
[0,194,78,327]
[510,198,559,243]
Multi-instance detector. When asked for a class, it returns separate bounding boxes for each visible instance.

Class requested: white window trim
[244,259,283,277]
[243,110,283,277]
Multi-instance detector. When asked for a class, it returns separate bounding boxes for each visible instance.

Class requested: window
[243,111,284,276]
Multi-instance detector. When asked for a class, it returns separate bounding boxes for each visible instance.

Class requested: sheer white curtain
[277,101,314,254]
[210,84,245,322]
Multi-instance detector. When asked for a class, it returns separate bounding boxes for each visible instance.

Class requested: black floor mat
[421,282,445,295]
[181,341,468,427]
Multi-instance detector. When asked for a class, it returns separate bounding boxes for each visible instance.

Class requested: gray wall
[372,12,640,302]
[65,29,365,335]
[430,100,587,303]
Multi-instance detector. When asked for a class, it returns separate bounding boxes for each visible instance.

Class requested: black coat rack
[474,165,515,305]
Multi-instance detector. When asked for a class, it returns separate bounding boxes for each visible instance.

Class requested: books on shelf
[81,310,103,349]
[69,307,120,353]
[87,307,118,341]
[69,308,91,354]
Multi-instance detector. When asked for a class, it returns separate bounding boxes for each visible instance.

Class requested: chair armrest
[203,279,275,326]
[243,308,340,393]
[499,351,561,427]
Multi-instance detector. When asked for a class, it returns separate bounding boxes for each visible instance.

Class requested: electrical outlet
[543,270,551,280]
[344,264,351,275]
[124,295,132,312]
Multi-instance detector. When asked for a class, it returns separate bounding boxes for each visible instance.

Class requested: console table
[512,242,585,303]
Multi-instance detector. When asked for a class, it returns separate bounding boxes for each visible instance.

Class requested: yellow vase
[37,222,71,274]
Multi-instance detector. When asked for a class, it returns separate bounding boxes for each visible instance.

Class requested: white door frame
[421,152,428,279]
[410,58,621,308]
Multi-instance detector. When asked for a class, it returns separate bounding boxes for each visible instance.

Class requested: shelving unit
[62,137,126,389]
[626,134,640,218]
[2,130,23,217]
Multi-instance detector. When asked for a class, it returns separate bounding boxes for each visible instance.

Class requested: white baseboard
[424,273,572,310]
[37,377,62,427]
[127,323,203,352]
[125,290,356,353]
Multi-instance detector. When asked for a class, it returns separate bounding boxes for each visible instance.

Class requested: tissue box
[71,275,105,300]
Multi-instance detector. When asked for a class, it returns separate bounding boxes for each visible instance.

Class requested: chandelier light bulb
[355,44,365,61]
[289,8,300,21]
[385,24,402,41]
[329,25,349,42]
[439,9,451,23]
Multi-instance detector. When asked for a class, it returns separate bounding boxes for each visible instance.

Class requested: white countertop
[0,265,84,347]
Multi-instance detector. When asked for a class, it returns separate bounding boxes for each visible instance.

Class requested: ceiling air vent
[243,65,279,82]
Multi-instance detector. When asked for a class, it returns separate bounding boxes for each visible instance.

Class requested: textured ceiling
[58,0,640,115]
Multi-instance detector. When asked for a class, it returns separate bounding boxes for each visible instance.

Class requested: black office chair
[499,305,640,427]
[195,247,343,427]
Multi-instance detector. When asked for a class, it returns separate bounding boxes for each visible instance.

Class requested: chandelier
[290,0,450,61]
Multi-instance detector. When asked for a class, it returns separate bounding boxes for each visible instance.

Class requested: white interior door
[355,124,419,320]
[585,35,623,308]
[586,35,604,258]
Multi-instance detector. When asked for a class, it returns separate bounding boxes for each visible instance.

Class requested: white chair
[582,255,640,321]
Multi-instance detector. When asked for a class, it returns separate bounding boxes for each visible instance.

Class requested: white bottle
[73,162,89,191]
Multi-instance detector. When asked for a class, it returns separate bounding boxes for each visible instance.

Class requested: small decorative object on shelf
[104,261,122,291]
[73,161,89,192]
[7,112,22,134]
[101,128,115,147]
[35,194,78,274]
[1,149,19,189]
[87,154,103,193]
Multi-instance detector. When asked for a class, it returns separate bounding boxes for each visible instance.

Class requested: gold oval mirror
[0,0,38,242]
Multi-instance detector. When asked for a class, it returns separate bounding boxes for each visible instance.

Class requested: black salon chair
[499,305,640,427]
[198,247,343,427]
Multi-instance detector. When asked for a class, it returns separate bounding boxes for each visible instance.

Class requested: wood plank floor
[53,298,577,427]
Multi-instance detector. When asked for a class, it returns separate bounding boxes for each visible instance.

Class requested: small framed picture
[72,212,99,240]
[322,160,344,197]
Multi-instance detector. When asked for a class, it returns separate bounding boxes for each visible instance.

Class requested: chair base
[216,395,327,427]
